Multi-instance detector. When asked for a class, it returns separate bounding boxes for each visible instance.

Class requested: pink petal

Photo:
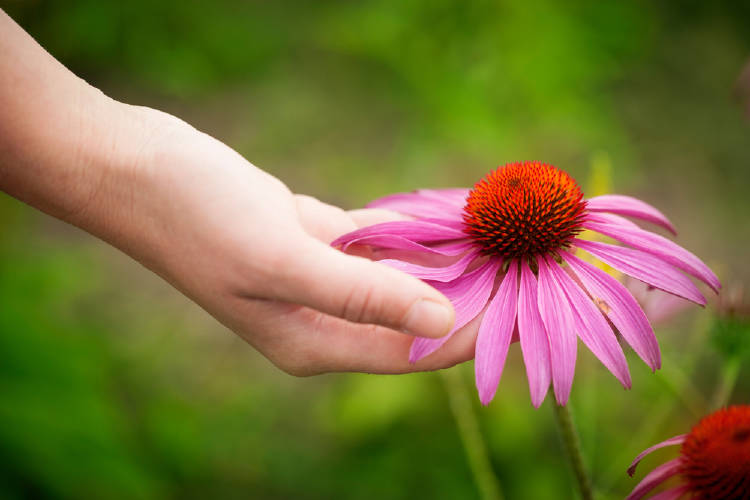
[370,244,474,266]
[475,261,519,405]
[647,485,690,500]
[584,214,720,293]
[574,239,706,306]
[626,458,683,500]
[339,235,473,256]
[365,193,458,216]
[627,434,687,477]
[546,259,632,388]
[518,260,552,408]
[536,255,578,406]
[379,250,480,282]
[421,218,467,231]
[415,188,470,206]
[561,251,661,371]
[366,189,467,219]
[332,220,465,250]
[586,211,641,229]
[586,194,677,235]
[627,278,692,325]
[409,258,502,362]
[427,241,477,255]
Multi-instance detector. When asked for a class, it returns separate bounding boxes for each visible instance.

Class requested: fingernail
[402,299,454,338]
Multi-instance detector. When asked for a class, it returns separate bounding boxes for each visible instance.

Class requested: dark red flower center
[681,405,750,500]
[462,162,587,259]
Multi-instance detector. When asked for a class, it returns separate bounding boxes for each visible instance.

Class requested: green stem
[654,363,708,418]
[552,404,594,500]
[600,317,708,490]
[441,368,504,500]
[711,356,741,410]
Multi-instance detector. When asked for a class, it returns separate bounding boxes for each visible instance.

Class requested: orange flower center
[681,405,750,499]
[462,162,587,259]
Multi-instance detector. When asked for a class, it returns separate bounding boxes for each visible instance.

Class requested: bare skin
[0,10,479,376]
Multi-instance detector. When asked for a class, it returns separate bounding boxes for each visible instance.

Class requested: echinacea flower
[626,405,750,500]
[333,161,719,406]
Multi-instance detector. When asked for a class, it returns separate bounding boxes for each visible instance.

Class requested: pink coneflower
[626,405,750,499]
[332,162,719,406]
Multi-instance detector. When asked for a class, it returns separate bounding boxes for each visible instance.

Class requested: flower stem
[711,356,741,410]
[441,368,504,500]
[552,403,594,500]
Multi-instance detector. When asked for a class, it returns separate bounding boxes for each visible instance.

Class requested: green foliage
[711,315,750,361]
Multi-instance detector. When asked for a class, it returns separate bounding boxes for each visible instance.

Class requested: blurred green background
[2,1,750,498]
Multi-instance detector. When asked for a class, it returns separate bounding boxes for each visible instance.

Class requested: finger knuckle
[341,282,383,324]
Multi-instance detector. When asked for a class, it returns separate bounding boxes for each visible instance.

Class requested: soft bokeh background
[2,2,750,499]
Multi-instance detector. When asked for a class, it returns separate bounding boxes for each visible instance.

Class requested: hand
[69,106,477,376]
[0,10,477,376]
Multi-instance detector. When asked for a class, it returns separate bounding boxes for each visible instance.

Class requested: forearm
[0,10,460,367]
[0,10,155,241]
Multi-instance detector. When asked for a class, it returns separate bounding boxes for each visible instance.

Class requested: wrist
[0,77,141,230]
[0,10,194,282]
[66,99,189,261]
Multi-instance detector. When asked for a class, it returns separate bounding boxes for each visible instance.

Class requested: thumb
[272,238,455,338]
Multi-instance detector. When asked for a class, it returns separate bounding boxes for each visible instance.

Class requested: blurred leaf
[710,314,750,361]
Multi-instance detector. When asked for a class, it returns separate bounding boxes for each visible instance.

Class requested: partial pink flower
[626,405,750,499]
[626,278,693,325]
[333,162,719,406]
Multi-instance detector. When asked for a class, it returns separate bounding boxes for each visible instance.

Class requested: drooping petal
[574,239,706,306]
[518,260,552,408]
[586,194,677,235]
[627,278,692,325]
[379,250,481,282]
[332,220,466,250]
[626,458,684,500]
[584,214,720,293]
[366,189,467,219]
[409,258,502,362]
[415,188,470,206]
[420,218,467,230]
[339,235,474,256]
[561,251,661,371]
[536,255,578,406]
[627,434,687,476]
[546,258,632,388]
[647,485,690,500]
[586,211,641,229]
[475,261,519,405]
